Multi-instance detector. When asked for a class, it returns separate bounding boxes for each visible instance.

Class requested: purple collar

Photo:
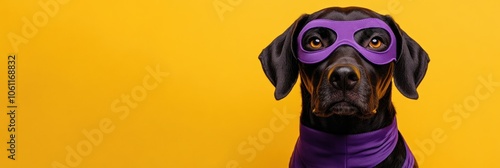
[289,118,415,168]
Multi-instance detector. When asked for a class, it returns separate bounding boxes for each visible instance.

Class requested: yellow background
[1,0,500,167]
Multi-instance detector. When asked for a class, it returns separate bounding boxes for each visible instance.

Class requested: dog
[258,7,429,168]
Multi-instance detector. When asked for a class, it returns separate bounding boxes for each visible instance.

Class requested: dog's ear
[258,14,309,100]
[385,16,430,99]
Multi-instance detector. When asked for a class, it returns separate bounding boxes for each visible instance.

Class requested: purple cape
[289,118,415,168]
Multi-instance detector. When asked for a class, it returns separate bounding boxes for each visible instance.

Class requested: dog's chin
[313,102,373,118]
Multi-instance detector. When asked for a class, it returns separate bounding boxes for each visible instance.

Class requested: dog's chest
[289,119,415,168]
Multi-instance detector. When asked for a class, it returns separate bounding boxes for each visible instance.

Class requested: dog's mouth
[313,101,360,117]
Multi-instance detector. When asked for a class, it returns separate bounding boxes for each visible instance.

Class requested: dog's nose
[329,65,360,90]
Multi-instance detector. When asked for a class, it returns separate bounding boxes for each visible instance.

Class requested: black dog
[259,7,429,168]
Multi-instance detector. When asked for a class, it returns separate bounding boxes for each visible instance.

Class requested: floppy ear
[258,14,309,100]
[385,16,430,99]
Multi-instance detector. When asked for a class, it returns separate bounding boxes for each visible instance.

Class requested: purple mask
[297,18,397,65]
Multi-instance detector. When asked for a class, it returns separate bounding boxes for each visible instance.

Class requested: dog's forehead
[308,7,383,21]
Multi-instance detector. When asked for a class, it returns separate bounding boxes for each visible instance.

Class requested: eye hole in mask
[353,28,391,52]
[301,28,336,51]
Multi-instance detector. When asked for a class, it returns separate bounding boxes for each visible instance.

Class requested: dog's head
[259,7,429,118]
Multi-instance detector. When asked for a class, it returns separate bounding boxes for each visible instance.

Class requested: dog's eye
[309,38,323,49]
[368,37,383,49]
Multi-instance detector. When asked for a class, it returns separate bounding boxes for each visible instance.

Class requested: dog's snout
[329,65,360,90]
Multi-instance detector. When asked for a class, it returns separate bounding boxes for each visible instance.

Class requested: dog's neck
[299,83,396,134]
